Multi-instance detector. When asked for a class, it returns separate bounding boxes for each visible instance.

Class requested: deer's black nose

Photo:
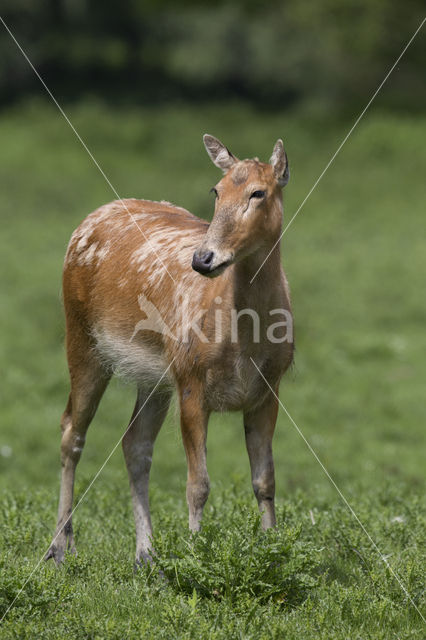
[192,250,214,274]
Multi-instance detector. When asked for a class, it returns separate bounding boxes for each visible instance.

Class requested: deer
[45,134,294,566]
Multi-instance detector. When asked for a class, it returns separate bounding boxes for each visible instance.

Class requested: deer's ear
[203,134,238,173]
[270,139,289,187]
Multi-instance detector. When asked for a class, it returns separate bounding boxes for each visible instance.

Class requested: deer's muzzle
[192,249,233,277]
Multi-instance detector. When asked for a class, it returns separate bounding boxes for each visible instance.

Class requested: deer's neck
[231,242,282,311]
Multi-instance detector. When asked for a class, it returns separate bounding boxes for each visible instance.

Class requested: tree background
[1,0,424,112]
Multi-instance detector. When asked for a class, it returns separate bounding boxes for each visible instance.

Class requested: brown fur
[45,136,293,566]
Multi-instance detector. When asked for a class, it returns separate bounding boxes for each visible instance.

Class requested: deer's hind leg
[122,386,171,567]
[46,327,110,565]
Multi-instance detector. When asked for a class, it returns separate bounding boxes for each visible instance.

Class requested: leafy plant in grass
[0,556,73,620]
[151,502,321,607]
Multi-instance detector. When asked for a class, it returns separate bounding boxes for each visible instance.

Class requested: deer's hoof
[45,539,76,566]
[45,544,65,566]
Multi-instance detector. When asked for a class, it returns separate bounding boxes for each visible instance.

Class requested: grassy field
[0,100,425,638]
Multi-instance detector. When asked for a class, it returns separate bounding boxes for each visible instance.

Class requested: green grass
[0,99,425,638]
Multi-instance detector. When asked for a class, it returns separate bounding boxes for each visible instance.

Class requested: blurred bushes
[0,0,425,111]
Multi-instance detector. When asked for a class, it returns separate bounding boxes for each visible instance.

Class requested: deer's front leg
[244,389,279,529]
[179,384,210,531]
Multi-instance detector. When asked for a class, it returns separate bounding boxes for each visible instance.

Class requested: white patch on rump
[78,242,98,265]
[65,201,122,266]
[95,241,111,263]
[117,276,128,288]
[76,235,89,252]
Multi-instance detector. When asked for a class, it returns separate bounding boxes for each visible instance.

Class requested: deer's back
[63,199,210,385]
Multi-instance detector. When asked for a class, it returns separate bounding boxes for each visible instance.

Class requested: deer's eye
[210,187,218,198]
[250,190,265,199]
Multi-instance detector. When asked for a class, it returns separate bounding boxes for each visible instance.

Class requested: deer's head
[192,134,289,277]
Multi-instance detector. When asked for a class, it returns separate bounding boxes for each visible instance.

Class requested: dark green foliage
[152,499,319,605]
[0,1,424,109]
